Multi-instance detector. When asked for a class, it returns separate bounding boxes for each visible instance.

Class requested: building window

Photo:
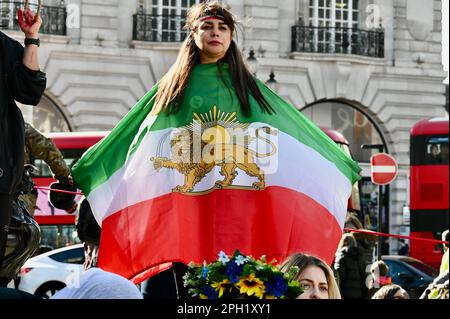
[0,0,66,36]
[150,0,202,41]
[308,0,359,53]
[148,0,202,17]
[292,0,383,57]
[309,0,359,28]
[134,0,202,42]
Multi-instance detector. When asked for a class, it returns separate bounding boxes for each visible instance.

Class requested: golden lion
[150,126,277,193]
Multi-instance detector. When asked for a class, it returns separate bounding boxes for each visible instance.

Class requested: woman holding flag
[72,1,361,297]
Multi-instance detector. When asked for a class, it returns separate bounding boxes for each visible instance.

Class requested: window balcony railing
[133,13,188,42]
[0,1,66,36]
[291,25,384,58]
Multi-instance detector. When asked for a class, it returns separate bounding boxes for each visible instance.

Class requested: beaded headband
[196,8,225,23]
[197,15,225,23]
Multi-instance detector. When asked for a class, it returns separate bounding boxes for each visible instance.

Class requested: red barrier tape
[344,228,449,245]
[34,186,84,196]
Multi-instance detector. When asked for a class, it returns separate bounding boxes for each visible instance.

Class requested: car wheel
[34,281,66,299]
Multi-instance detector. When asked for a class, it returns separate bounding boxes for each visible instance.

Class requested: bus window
[427,137,449,165]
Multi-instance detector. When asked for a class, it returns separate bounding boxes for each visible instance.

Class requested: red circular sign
[370,153,398,185]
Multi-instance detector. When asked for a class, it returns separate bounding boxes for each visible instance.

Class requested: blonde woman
[280,253,341,299]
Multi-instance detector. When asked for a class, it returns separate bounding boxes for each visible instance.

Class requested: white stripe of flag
[372,166,397,173]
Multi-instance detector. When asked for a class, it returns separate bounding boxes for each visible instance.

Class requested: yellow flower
[211,279,232,298]
[236,273,265,299]
[265,295,277,299]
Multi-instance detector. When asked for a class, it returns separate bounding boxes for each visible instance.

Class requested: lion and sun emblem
[150,106,278,194]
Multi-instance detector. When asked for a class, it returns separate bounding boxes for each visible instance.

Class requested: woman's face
[193,18,232,64]
[297,265,329,299]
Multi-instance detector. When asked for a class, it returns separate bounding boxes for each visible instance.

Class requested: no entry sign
[370,153,398,185]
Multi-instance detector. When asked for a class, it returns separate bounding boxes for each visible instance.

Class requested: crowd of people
[0,1,448,301]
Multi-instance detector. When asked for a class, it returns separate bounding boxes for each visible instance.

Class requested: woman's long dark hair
[152,1,273,117]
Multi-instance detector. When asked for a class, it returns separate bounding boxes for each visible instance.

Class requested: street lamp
[361,143,385,261]
[265,70,279,92]
[247,49,258,76]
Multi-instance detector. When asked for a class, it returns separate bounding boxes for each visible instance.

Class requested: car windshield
[405,260,438,277]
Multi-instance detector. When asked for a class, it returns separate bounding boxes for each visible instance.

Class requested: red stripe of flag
[97,186,343,284]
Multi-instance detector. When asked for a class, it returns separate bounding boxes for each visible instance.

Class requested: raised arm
[18,0,43,70]
[5,0,46,105]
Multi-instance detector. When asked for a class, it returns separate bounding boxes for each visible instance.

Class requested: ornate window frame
[308,0,360,53]
[146,0,203,42]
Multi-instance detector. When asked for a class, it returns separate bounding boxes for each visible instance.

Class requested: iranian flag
[72,64,361,284]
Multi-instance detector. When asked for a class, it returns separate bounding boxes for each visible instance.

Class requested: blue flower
[218,251,230,265]
[201,285,219,299]
[201,266,208,279]
[265,274,288,298]
[234,255,248,266]
[226,260,243,284]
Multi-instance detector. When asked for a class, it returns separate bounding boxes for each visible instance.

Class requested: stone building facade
[2,0,447,254]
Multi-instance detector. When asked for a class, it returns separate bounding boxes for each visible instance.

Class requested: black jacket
[0,31,46,195]
[334,246,369,299]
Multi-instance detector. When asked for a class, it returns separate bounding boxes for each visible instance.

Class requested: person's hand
[55,175,77,214]
[18,0,43,38]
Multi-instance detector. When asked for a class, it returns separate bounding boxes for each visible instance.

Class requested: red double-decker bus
[410,117,449,270]
[31,131,107,249]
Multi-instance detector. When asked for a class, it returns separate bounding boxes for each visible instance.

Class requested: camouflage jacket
[20,123,70,215]
[24,122,70,180]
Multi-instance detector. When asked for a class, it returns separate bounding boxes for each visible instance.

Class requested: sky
[443,0,449,84]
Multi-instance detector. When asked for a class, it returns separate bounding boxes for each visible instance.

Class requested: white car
[18,244,85,298]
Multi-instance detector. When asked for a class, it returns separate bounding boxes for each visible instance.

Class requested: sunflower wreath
[183,250,303,299]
